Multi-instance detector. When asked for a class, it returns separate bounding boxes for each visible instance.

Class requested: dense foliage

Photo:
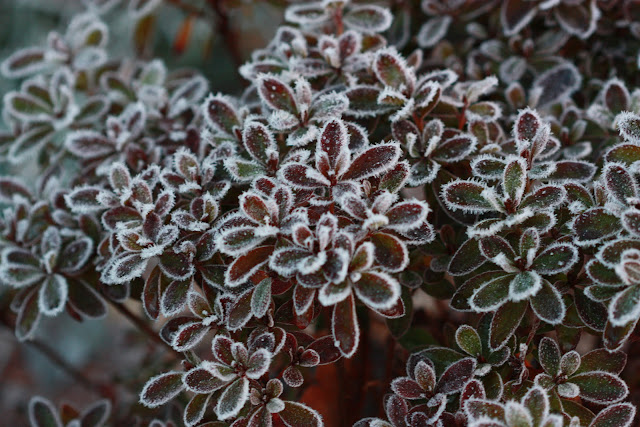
[3,0,640,425]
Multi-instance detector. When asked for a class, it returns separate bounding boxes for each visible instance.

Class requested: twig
[0,315,111,398]
[109,301,183,359]
[207,0,244,67]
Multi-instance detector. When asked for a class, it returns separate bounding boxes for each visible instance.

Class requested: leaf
[490,300,527,350]
[570,372,628,404]
[38,275,68,316]
[332,294,360,358]
[554,0,599,39]
[417,16,452,47]
[215,377,249,420]
[279,163,330,189]
[184,394,211,427]
[65,187,104,213]
[603,163,636,205]
[373,48,411,90]
[538,337,561,377]
[343,5,392,33]
[571,208,620,246]
[532,62,582,108]
[589,402,636,427]
[251,278,272,318]
[436,358,477,396]
[608,284,640,326]
[449,239,486,276]
[140,371,184,408]
[391,377,424,399]
[370,232,408,272]
[616,111,640,143]
[345,86,391,117]
[29,396,62,427]
[16,288,41,341]
[577,349,626,375]
[204,94,240,135]
[342,143,401,181]
[0,177,32,202]
[441,180,499,213]
[80,399,111,427]
[502,157,527,203]
[58,237,94,273]
[469,274,512,311]
[226,246,273,287]
[316,119,350,177]
[501,0,538,36]
[353,271,400,310]
[257,75,297,114]
[243,121,277,165]
[531,244,578,275]
[67,280,107,319]
[228,289,254,331]
[1,47,50,78]
[431,134,477,163]
[455,325,482,356]
[530,280,566,325]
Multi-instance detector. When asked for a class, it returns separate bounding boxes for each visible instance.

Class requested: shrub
[2,0,640,426]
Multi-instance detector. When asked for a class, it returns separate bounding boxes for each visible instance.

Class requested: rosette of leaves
[3,67,104,164]
[357,378,490,427]
[0,225,96,340]
[158,284,230,351]
[242,378,322,427]
[533,337,629,410]
[27,396,111,427]
[277,118,401,201]
[0,12,109,78]
[454,321,510,377]
[270,215,406,357]
[349,47,445,123]
[284,0,392,35]
[444,108,596,238]
[450,228,579,348]
[254,74,350,147]
[389,355,477,425]
[472,29,569,85]
[142,333,275,424]
[501,0,601,39]
[464,385,566,427]
[392,118,477,186]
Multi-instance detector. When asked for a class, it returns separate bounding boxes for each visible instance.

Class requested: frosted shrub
[2,0,640,425]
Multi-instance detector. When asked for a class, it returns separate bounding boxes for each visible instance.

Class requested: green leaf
[570,372,628,404]
[469,274,512,312]
[455,325,482,357]
[571,208,620,246]
[29,396,62,427]
[489,300,527,350]
[509,271,541,301]
[530,279,566,324]
[538,337,561,377]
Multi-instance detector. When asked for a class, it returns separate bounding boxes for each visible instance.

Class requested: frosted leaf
[29,396,62,427]
[1,47,52,79]
[343,5,392,33]
[38,274,68,316]
[615,111,640,144]
[417,16,452,48]
[215,377,249,420]
[531,62,582,108]
[139,371,184,408]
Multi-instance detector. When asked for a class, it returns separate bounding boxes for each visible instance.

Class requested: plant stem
[109,301,182,359]
[208,0,243,68]
[0,314,112,399]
